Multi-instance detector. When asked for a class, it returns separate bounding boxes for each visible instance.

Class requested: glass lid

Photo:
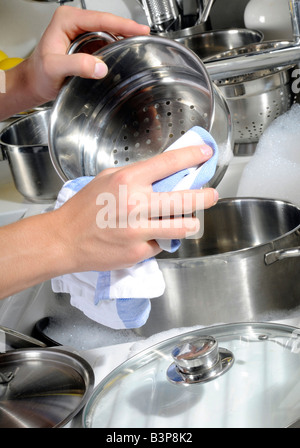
[83,323,300,428]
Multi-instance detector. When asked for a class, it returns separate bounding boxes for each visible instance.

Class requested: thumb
[46,53,108,80]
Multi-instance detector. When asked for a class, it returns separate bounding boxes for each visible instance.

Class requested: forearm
[0,211,70,299]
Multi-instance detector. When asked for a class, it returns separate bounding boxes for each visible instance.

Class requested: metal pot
[203,41,295,154]
[0,110,63,203]
[175,28,263,59]
[83,322,300,428]
[136,198,300,337]
[49,33,233,186]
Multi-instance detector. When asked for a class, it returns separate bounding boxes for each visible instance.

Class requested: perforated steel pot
[49,34,233,185]
[203,41,295,149]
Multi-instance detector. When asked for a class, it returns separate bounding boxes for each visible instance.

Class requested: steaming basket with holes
[203,41,295,147]
[49,35,233,185]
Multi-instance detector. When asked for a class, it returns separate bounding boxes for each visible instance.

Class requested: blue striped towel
[51,127,218,329]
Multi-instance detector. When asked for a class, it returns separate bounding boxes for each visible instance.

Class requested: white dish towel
[51,126,218,329]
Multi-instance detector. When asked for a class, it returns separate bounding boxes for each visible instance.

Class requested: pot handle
[67,31,119,55]
[264,246,300,265]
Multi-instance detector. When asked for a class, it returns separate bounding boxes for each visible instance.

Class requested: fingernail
[201,145,213,157]
[93,61,108,78]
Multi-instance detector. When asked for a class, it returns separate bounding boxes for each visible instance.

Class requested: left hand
[25,6,150,105]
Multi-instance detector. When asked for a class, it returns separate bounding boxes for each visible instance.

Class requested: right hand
[54,144,219,274]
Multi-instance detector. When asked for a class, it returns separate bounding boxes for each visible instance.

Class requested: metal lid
[83,322,300,428]
[0,325,46,352]
[0,348,94,428]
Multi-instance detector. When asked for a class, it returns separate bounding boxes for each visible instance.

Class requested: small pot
[0,110,63,203]
[137,197,300,337]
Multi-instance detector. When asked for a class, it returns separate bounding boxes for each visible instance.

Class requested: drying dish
[49,34,224,182]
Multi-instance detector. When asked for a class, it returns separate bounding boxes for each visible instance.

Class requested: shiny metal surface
[196,0,215,24]
[141,0,180,32]
[136,198,300,337]
[167,336,234,384]
[207,84,233,186]
[205,42,300,80]
[0,325,46,352]
[203,1,300,79]
[0,348,94,428]
[218,69,292,144]
[0,110,63,202]
[49,35,215,182]
[67,31,118,55]
[176,28,263,59]
[203,42,295,146]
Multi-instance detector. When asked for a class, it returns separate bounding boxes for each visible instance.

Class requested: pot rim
[157,197,300,261]
[0,109,51,151]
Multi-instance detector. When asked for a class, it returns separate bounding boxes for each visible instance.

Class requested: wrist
[0,58,43,120]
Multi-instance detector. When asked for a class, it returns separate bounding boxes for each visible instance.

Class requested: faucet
[136,0,214,32]
[205,0,300,80]
[196,0,215,24]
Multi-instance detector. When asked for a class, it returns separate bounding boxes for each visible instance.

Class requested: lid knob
[167,336,234,384]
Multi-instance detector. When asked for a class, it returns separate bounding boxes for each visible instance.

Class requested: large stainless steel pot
[136,198,300,337]
[0,110,63,203]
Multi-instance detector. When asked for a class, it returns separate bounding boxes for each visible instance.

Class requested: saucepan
[136,197,300,337]
[0,109,63,203]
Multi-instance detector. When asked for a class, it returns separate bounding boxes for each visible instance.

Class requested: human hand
[24,6,150,106]
[0,144,218,299]
[54,145,219,274]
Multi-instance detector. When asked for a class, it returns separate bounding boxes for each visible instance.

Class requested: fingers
[52,6,150,40]
[43,53,108,81]
[123,145,214,185]
[148,188,218,217]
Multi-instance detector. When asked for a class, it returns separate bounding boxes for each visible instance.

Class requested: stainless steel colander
[49,35,216,182]
[203,41,295,149]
